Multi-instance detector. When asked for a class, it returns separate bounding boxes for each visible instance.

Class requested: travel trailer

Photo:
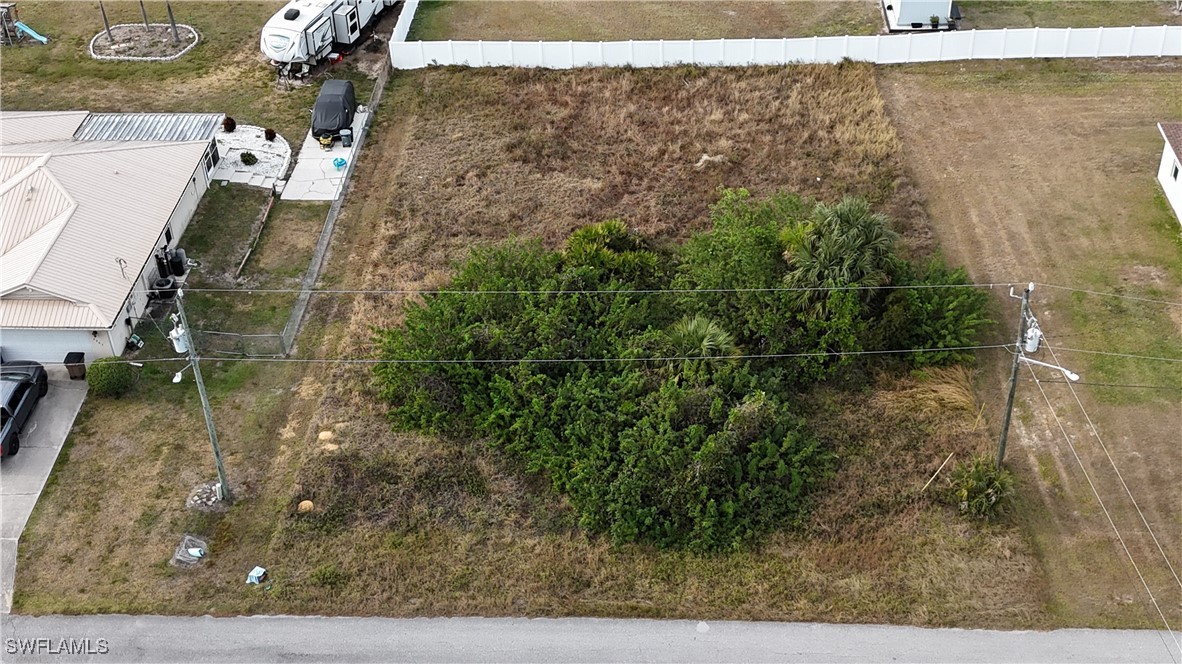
[260,0,396,76]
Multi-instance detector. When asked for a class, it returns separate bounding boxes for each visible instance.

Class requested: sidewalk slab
[280,110,370,202]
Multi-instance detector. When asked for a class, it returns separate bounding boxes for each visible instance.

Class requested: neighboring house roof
[0,111,90,145]
[0,111,210,330]
[1160,122,1182,163]
[74,113,223,143]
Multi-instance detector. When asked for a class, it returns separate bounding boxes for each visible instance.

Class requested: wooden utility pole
[996,284,1032,469]
[99,1,113,42]
[172,292,232,503]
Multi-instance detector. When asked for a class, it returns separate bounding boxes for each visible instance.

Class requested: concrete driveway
[279,109,371,201]
[0,367,87,613]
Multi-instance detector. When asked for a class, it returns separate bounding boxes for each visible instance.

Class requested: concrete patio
[280,110,371,201]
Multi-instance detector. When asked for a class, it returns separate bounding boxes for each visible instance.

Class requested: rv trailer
[260,0,395,76]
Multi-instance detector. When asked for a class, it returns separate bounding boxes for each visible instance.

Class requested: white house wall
[896,0,951,26]
[0,327,112,364]
[1159,143,1182,224]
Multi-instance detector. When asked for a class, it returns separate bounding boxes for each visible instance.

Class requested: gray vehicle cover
[311,80,357,138]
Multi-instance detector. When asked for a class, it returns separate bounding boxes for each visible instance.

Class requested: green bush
[947,454,1015,519]
[877,259,993,366]
[374,189,987,551]
[87,357,136,398]
[240,151,258,166]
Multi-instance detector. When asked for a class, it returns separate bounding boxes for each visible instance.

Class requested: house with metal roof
[1159,122,1182,225]
[0,111,223,364]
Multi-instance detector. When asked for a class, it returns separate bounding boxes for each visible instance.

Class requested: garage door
[0,329,110,364]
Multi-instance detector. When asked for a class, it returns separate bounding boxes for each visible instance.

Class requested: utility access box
[332,5,360,45]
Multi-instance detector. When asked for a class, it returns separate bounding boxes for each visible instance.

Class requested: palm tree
[781,197,898,316]
[665,314,740,376]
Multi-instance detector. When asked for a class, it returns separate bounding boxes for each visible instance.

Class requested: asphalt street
[1,615,1180,663]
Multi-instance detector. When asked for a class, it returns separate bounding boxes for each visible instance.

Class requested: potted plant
[930,14,940,29]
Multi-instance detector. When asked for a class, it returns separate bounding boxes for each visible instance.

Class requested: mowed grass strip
[409,0,884,41]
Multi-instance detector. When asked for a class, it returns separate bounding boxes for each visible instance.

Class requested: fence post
[1064,27,1071,57]
[569,39,574,66]
[598,40,604,65]
[811,35,818,62]
[629,39,634,64]
[1126,26,1135,57]
[905,32,913,62]
[1095,26,1102,57]
[874,34,881,63]
[937,30,944,60]
[968,29,976,60]
[507,40,514,66]
[1160,25,1169,57]
[782,37,789,64]
[1031,27,1038,58]
[478,40,484,65]
[717,38,725,65]
[418,39,425,67]
[448,39,454,64]
[751,37,757,65]
[1000,27,1007,58]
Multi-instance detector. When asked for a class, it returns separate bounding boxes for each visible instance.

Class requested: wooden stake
[99,1,113,43]
[921,452,956,494]
[139,0,149,28]
[166,1,179,42]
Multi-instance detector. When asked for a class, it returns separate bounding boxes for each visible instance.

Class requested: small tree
[222,116,236,133]
[87,357,136,398]
[947,454,1015,519]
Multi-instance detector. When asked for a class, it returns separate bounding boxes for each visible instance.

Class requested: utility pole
[165,1,179,43]
[171,290,232,502]
[996,283,1032,469]
[139,0,149,29]
[98,1,113,43]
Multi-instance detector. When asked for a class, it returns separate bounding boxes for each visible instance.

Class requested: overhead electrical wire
[1024,361,1182,663]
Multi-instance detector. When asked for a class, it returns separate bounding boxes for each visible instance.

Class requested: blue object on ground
[332,157,346,170]
[14,21,48,44]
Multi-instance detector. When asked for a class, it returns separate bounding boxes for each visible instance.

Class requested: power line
[125,282,1017,296]
[1034,380,1182,391]
[31,343,1012,368]
[1046,346,1182,365]
[1041,340,1182,595]
[1037,283,1182,308]
[1025,361,1182,663]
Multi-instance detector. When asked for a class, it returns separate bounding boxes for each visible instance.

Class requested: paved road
[0,368,88,614]
[0,615,1179,663]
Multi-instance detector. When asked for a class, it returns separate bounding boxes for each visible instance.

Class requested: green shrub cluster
[87,357,136,398]
[947,454,1015,519]
[375,189,992,551]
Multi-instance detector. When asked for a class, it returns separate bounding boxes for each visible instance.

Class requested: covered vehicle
[311,79,357,141]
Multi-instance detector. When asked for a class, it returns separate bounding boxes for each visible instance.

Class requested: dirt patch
[1118,265,1169,287]
[90,25,196,59]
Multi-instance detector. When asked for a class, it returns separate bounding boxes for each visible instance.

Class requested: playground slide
[14,21,48,44]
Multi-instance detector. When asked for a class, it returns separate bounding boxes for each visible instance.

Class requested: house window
[164,225,173,245]
[1173,162,1180,181]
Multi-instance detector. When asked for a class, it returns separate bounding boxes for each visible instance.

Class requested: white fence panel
[662,40,694,65]
[693,39,725,65]
[392,25,1182,68]
[1098,27,1133,56]
[846,36,879,62]
[1033,29,1068,57]
[391,0,419,43]
[1066,28,1101,56]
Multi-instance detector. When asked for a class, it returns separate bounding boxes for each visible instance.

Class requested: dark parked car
[1,376,43,458]
[311,79,357,142]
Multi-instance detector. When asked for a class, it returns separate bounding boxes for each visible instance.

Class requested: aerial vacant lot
[410,0,884,40]
[959,1,1182,30]
[16,65,1048,626]
[880,59,1182,629]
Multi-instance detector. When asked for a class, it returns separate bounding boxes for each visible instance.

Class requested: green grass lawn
[958,1,1182,29]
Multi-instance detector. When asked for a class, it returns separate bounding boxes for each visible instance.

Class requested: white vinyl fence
[390,25,1182,69]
